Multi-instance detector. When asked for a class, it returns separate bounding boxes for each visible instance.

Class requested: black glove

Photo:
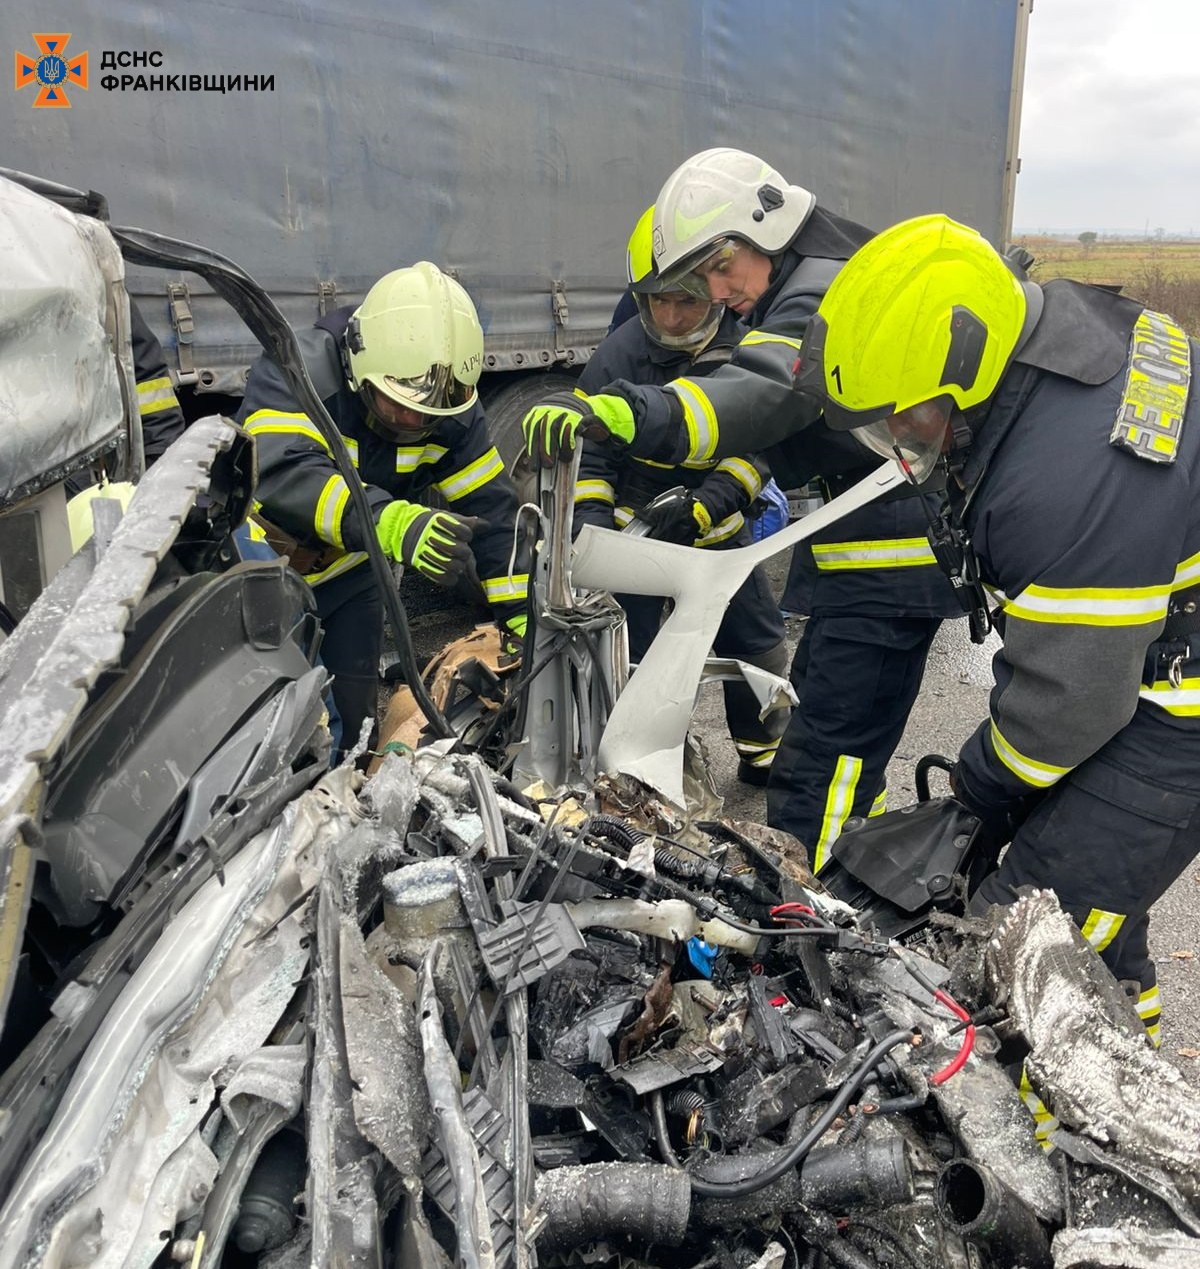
[639,488,713,544]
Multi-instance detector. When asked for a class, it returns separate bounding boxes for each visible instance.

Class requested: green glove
[376,501,481,586]
[521,390,636,468]
[499,612,526,662]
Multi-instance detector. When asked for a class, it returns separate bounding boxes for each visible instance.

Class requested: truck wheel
[482,371,580,504]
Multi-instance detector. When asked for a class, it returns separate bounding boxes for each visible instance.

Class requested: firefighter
[574,206,790,785]
[237,263,526,751]
[792,212,1200,1046]
[131,302,188,466]
[523,149,959,861]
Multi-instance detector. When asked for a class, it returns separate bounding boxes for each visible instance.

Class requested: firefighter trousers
[766,613,942,869]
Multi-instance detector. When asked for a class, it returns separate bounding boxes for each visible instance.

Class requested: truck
[3,0,1032,474]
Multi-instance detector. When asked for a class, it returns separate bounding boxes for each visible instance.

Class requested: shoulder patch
[1110,309,1191,464]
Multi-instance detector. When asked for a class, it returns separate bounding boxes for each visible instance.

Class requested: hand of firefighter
[949,759,1039,847]
[376,501,482,586]
[499,613,526,664]
[640,488,713,544]
[521,390,636,468]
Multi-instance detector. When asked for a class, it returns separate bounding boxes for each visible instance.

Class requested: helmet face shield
[370,362,475,415]
[633,288,723,351]
[792,312,952,481]
[361,369,474,442]
[655,237,739,296]
[848,398,955,483]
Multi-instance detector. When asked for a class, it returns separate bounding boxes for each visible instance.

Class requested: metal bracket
[551,279,570,357]
[317,280,338,316]
[166,282,197,386]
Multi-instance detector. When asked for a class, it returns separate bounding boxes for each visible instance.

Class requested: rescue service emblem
[14,33,88,108]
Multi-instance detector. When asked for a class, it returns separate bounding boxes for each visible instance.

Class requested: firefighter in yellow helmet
[796,212,1200,1048]
[574,206,789,784]
[237,262,527,751]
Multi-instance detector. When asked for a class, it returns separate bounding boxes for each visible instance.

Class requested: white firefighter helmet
[651,147,816,288]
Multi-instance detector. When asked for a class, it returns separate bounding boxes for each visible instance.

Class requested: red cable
[769,902,820,930]
[770,902,816,918]
[929,987,975,1086]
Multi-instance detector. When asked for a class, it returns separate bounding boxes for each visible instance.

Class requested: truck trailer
[4,0,1031,461]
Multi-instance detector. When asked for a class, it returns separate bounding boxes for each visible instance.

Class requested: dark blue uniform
[953,280,1200,1044]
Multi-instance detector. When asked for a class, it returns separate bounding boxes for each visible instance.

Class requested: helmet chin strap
[902,445,994,645]
[946,410,975,476]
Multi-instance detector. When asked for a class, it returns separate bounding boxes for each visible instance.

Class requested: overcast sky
[1012,0,1200,236]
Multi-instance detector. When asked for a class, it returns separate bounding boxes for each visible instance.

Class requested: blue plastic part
[686,937,719,978]
[749,479,790,541]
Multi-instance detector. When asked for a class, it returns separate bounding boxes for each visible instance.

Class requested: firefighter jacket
[235,308,526,624]
[597,208,958,617]
[131,303,187,466]
[574,310,770,547]
[950,279,1200,827]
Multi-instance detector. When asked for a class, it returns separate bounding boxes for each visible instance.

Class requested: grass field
[1013,236,1200,334]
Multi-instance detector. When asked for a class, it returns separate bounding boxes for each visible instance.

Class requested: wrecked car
[2,172,1200,1269]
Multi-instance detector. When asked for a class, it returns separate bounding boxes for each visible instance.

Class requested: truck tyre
[482,370,580,503]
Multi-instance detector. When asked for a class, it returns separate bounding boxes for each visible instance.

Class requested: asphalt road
[694,557,1200,1088]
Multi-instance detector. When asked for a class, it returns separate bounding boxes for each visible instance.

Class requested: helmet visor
[368,362,476,416]
[845,399,954,483]
[634,289,723,351]
[654,237,743,296]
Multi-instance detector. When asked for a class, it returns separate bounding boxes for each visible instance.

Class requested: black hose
[936,1158,1053,1269]
[589,815,647,851]
[650,1090,683,1169]
[108,223,453,740]
[534,1163,691,1253]
[689,1029,915,1199]
[914,754,955,802]
[865,1092,927,1117]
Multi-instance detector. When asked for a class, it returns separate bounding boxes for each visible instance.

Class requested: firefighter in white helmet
[525,149,960,861]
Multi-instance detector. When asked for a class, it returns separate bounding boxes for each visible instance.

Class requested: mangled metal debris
[3,173,1200,1269]
[4,746,1196,1266]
